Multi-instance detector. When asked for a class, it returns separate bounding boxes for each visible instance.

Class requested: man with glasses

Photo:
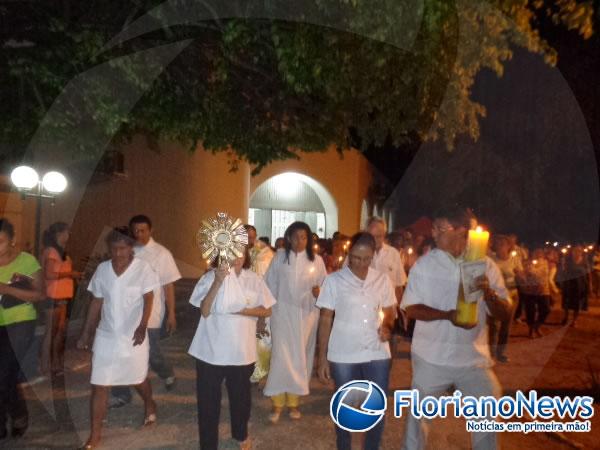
[400,207,511,450]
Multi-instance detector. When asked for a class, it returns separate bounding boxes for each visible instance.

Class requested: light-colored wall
[0,176,38,254]
[45,138,250,277]
[250,147,372,236]
[11,141,372,278]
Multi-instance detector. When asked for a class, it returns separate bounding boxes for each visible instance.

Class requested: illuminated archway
[249,172,338,241]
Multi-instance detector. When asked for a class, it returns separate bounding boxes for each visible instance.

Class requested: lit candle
[532,259,538,265]
[561,248,567,254]
[465,226,490,261]
[408,247,414,255]
[553,242,558,247]
[584,248,589,253]
[510,250,517,258]
[567,245,572,249]
[545,241,550,245]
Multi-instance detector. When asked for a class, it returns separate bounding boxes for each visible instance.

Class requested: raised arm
[200,265,228,318]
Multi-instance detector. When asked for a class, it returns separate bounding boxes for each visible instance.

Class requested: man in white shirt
[400,207,511,450]
[110,215,182,408]
[366,217,407,340]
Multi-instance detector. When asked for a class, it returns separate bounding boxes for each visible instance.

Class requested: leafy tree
[1,1,595,172]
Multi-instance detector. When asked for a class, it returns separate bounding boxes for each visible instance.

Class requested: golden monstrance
[196,212,248,267]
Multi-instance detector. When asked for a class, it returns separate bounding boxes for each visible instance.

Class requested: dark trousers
[195,359,254,450]
[0,320,36,430]
[523,295,550,328]
[329,359,390,450]
[112,327,174,402]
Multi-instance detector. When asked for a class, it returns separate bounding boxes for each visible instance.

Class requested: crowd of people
[0,208,597,449]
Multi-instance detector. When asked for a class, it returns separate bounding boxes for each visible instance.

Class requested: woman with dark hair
[316,232,396,449]
[40,222,82,375]
[263,221,327,422]
[76,227,159,449]
[189,247,275,449]
[0,218,44,439]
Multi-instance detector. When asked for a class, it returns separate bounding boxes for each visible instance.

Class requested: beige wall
[17,141,372,278]
[0,177,38,254]
[250,147,372,236]
[46,139,250,277]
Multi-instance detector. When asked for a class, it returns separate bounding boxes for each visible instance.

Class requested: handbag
[0,274,34,309]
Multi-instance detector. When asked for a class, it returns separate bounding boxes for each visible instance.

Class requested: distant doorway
[249,172,338,243]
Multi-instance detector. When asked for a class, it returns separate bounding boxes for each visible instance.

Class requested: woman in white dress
[77,228,160,449]
[263,222,327,422]
[189,248,275,450]
[316,232,396,450]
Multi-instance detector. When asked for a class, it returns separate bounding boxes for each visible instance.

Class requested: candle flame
[338,256,343,262]
[408,247,414,255]
[584,249,589,253]
[553,242,558,247]
[475,226,483,233]
[561,248,567,254]
[378,310,385,323]
[309,267,315,274]
[532,259,538,265]
[511,250,517,257]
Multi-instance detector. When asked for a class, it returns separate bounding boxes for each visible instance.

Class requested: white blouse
[188,268,276,366]
[316,266,396,363]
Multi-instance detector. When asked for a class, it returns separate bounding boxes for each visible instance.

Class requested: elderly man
[366,217,407,303]
[400,207,511,450]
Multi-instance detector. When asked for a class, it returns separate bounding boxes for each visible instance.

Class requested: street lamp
[10,165,68,257]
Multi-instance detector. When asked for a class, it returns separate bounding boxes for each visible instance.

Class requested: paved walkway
[2,294,599,449]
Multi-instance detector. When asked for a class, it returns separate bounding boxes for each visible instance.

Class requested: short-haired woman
[263,221,327,422]
[77,228,160,449]
[316,232,396,450]
[189,248,275,449]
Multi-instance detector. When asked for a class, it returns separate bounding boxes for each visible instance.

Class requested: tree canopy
[1,0,595,172]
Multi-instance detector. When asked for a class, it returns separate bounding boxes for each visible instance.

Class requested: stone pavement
[1,293,599,449]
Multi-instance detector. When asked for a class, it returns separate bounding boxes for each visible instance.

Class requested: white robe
[87,258,160,386]
[263,249,327,396]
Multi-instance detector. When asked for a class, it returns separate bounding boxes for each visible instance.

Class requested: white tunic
[87,258,160,385]
[188,269,276,365]
[263,249,327,396]
[316,267,396,363]
[400,249,509,368]
[134,238,182,329]
[372,243,407,287]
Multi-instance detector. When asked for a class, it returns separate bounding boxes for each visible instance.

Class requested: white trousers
[402,355,502,450]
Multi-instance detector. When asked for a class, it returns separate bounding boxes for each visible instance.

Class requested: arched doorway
[249,172,338,242]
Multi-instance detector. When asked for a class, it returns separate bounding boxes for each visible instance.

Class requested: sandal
[142,413,157,427]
